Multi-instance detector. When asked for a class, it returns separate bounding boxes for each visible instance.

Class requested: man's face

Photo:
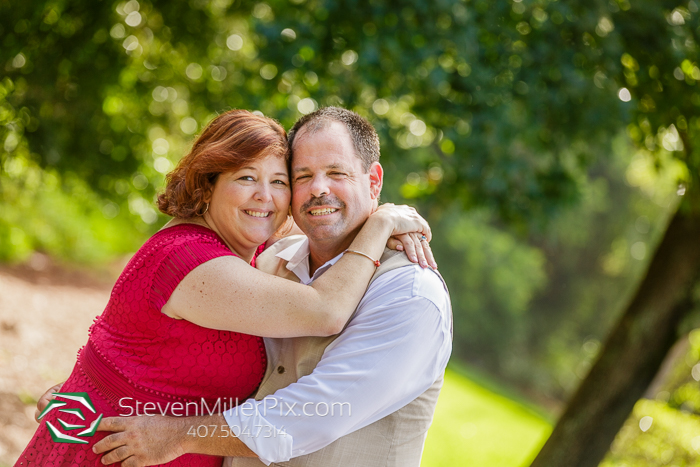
[290,121,380,245]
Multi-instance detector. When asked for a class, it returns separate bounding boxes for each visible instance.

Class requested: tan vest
[227,237,450,467]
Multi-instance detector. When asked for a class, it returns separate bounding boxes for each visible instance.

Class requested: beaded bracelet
[344,249,381,267]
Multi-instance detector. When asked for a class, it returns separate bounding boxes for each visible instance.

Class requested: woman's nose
[254,184,272,202]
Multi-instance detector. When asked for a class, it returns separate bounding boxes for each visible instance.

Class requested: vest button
[277,366,285,374]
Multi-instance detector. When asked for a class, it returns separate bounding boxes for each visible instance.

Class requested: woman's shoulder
[149,222,225,247]
[130,223,234,268]
[117,223,236,304]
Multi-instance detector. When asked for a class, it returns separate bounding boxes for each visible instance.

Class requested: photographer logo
[37,392,103,444]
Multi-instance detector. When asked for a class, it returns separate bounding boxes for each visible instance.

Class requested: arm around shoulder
[163,206,432,339]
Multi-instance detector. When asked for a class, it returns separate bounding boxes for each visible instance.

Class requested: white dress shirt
[223,238,452,465]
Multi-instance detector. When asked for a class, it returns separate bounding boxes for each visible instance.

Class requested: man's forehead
[291,122,361,169]
[292,120,349,147]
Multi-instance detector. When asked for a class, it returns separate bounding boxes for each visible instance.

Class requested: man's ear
[368,162,383,200]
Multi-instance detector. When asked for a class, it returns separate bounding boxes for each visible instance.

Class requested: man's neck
[307,233,358,276]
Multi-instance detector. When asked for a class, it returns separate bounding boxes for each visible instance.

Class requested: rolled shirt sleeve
[223,266,452,465]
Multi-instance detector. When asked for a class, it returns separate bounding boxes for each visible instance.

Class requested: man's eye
[294,175,310,181]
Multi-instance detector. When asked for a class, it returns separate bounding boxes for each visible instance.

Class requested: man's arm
[93,414,257,466]
[222,266,452,464]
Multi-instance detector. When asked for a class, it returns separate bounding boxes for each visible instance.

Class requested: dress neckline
[154,223,235,254]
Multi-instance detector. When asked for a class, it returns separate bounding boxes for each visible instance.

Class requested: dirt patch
[0,261,113,465]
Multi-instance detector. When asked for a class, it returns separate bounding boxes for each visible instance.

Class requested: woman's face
[207,154,291,252]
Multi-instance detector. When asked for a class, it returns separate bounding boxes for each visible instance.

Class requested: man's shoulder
[255,235,306,274]
[412,266,450,312]
[367,259,450,312]
[261,235,307,257]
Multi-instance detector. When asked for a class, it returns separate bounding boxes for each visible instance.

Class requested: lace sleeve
[150,232,237,311]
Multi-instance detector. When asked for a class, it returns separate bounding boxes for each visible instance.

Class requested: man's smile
[309,208,338,216]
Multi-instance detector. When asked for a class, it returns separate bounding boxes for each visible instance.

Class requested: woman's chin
[246,229,277,246]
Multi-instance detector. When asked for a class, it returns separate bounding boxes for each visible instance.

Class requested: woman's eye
[239,176,255,181]
[272,179,288,185]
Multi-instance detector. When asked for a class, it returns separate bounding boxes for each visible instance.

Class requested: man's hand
[94,415,188,467]
[94,413,256,466]
[35,382,64,422]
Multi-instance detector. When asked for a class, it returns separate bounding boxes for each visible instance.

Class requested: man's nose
[309,175,330,198]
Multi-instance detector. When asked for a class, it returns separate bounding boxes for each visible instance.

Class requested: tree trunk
[530,202,700,467]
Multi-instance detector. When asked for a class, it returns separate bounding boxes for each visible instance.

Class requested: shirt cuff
[223,400,294,465]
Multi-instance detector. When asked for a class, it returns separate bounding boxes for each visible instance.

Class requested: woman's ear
[199,185,213,215]
[202,181,214,204]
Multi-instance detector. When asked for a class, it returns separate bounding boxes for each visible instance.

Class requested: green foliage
[428,132,679,398]
[658,330,700,417]
[595,328,700,465]
[522,134,682,398]
[601,399,700,466]
[0,77,144,262]
[2,0,698,248]
[1,0,699,408]
[6,0,696,224]
[0,166,144,264]
[431,208,547,373]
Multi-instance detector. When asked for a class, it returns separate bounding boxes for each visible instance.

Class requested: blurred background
[2,0,700,465]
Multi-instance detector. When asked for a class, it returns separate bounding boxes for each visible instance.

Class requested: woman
[15,110,431,467]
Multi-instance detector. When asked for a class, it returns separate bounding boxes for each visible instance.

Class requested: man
[90,107,452,466]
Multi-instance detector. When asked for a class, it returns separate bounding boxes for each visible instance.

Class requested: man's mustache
[300,196,345,213]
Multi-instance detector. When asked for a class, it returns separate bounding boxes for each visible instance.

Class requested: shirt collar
[275,237,345,285]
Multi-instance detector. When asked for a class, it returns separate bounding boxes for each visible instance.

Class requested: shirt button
[277,366,285,374]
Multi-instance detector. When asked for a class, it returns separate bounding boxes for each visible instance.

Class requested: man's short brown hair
[287,107,380,172]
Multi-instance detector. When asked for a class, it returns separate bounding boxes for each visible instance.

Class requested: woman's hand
[375,204,436,269]
[35,381,64,422]
[387,234,438,270]
[371,203,432,240]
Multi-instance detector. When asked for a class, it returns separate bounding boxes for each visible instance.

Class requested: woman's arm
[163,204,430,338]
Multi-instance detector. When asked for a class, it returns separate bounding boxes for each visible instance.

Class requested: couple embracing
[16,107,452,467]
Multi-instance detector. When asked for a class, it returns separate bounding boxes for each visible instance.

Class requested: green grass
[422,367,553,467]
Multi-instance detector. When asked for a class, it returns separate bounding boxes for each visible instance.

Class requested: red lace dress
[15,224,267,467]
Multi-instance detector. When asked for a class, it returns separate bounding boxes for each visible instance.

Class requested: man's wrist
[174,415,196,455]
[181,414,247,456]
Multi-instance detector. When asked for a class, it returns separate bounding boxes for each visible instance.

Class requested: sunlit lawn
[422,367,553,467]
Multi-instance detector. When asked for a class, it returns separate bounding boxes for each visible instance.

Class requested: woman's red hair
[158,110,288,219]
